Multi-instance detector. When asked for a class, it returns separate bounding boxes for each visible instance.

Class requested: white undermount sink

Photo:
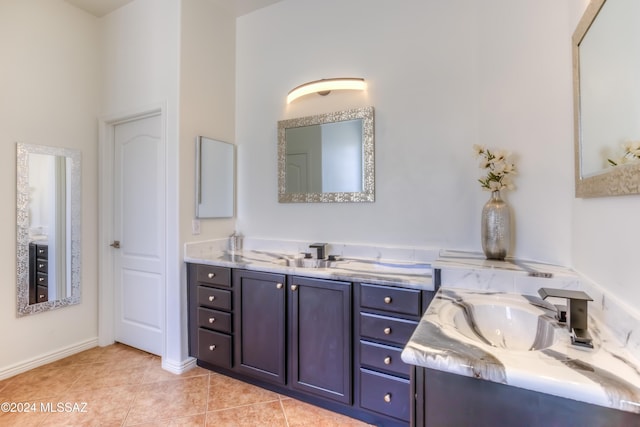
[441,293,558,351]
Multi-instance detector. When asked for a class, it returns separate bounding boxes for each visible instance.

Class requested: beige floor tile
[207,372,280,411]
[0,408,49,427]
[127,413,206,427]
[124,375,208,426]
[281,399,373,427]
[0,364,84,401]
[70,361,148,391]
[38,383,139,427]
[205,400,287,427]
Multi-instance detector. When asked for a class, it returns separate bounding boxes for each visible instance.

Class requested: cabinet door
[289,276,352,404]
[234,270,286,384]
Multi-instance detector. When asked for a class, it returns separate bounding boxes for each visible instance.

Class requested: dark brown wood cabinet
[187,263,432,427]
[355,283,429,426]
[187,263,233,369]
[29,243,49,304]
[233,269,287,385]
[289,275,352,404]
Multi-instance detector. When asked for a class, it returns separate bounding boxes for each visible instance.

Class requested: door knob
[110,240,121,249]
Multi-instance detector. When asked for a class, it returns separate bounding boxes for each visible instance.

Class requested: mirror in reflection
[17,143,81,316]
[278,106,374,203]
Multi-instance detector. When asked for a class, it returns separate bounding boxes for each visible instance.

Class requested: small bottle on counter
[229,231,243,253]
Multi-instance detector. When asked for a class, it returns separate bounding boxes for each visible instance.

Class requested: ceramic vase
[481,190,510,260]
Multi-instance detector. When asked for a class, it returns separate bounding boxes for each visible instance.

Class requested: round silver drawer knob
[383,327,392,335]
[384,296,392,304]
[208,296,215,302]
[384,393,392,403]
[384,356,392,365]
[209,318,215,323]
[209,345,216,351]
[208,273,215,279]
[276,283,283,289]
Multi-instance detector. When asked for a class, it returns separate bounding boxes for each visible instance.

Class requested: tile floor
[0,343,372,426]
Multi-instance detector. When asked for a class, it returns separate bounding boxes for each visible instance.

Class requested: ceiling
[65,0,283,18]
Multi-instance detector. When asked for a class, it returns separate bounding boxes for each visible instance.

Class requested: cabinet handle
[38,263,45,269]
[38,277,45,283]
[384,393,392,403]
[209,345,216,351]
[276,283,283,289]
[384,356,392,365]
[291,285,298,291]
[38,249,45,254]
[208,273,215,279]
[209,318,215,323]
[384,327,392,335]
[208,296,216,302]
[384,296,392,304]
[39,294,45,299]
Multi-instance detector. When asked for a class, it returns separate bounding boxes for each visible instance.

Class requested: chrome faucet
[309,243,328,260]
[538,288,594,348]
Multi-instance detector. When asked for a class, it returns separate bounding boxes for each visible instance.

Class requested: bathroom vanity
[402,251,640,427]
[185,240,434,427]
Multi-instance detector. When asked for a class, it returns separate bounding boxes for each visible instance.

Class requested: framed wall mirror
[574,0,640,197]
[278,106,374,203]
[16,143,81,316]
[195,136,235,218]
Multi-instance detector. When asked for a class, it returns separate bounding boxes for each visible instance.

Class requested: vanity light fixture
[286,77,366,104]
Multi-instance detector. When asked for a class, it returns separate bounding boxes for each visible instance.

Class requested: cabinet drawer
[360,368,410,422]
[195,265,231,287]
[36,260,48,273]
[36,285,48,303]
[360,313,418,346]
[360,283,421,317]
[197,286,232,311]
[360,340,409,377]
[35,245,48,258]
[198,329,232,368]
[36,272,48,287]
[197,307,232,333]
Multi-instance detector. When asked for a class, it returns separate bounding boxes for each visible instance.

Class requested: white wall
[100,0,182,366]
[179,0,236,243]
[178,0,236,364]
[0,0,100,375]
[236,0,582,265]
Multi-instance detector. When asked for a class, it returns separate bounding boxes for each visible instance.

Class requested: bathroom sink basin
[441,293,558,351]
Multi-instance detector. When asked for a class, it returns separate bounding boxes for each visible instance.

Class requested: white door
[113,114,165,356]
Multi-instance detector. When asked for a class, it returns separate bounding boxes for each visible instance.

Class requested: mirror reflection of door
[27,153,70,304]
[284,119,363,194]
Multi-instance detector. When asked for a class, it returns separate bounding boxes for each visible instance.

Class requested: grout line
[280,398,291,427]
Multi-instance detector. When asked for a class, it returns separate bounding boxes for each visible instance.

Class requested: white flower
[474,145,517,192]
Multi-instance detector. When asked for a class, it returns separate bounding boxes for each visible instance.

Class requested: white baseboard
[0,338,98,381]
[161,356,197,375]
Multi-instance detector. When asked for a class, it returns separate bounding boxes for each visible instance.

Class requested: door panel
[234,270,286,384]
[113,114,164,356]
[290,276,352,404]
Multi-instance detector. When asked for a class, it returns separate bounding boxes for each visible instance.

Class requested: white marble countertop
[402,251,640,414]
[184,239,434,290]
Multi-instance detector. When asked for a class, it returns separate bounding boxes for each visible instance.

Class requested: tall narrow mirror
[16,143,81,316]
[195,136,235,218]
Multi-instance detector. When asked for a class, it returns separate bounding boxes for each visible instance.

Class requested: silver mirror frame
[278,106,374,203]
[16,143,81,316]
[573,0,640,197]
